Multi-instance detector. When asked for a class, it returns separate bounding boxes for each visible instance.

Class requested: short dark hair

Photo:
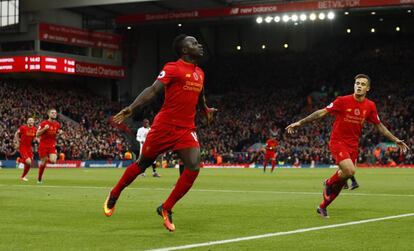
[172,34,188,57]
[47,108,56,114]
[354,74,371,85]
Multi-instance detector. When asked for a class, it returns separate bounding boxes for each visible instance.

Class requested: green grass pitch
[1,167,413,251]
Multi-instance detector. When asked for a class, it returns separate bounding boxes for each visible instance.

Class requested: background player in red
[263,136,278,173]
[14,117,36,181]
[36,109,62,184]
[104,34,217,232]
[286,74,409,218]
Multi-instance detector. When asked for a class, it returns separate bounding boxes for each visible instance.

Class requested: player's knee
[186,164,200,171]
[137,157,155,170]
[184,159,200,171]
[26,159,32,165]
[342,167,355,178]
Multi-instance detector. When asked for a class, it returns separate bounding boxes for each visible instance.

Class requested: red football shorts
[141,123,199,160]
[38,145,57,159]
[19,148,33,162]
[264,151,276,159]
[329,143,358,165]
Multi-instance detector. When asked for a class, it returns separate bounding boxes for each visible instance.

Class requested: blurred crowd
[0,81,131,160]
[1,35,413,166]
[197,35,414,165]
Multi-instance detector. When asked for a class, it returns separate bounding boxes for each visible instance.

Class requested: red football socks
[263,159,268,172]
[111,162,143,198]
[320,170,347,209]
[320,179,346,209]
[21,163,31,178]
[38,162,47,181]
[326,170,343,186]
[163,169,199,211]
[271,160,276,172]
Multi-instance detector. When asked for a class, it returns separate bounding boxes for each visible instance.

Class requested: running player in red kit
[36,109,62,183]
[104,34,216,232]
[263,137,278,173]
[286,74,409,218]
[14,117,37,181]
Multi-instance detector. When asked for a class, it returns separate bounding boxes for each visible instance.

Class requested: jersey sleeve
[325,97,344,115]
[38,121,46,130]
[156,62,178,85]
[366,102,381,125]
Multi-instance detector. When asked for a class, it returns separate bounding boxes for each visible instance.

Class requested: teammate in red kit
[36,109,62,183]
[286,74,409,218]
[14,117,37,181]
[104,34,216,232]
[263,137,278,173]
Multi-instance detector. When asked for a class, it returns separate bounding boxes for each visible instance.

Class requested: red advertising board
[117,0,410,24]
[0,55,124,78]
[41,56,76,74]
[75,61,125,79]
[0,56,39,72]
[0,56,75,74]
[39,23,122,50]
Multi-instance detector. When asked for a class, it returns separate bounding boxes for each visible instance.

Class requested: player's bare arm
[198,88,217,125]
[36,125,49,137]
[286,108,329,134]
[113,80,164,124]
[375,122,409,153]
[13,130,20,149]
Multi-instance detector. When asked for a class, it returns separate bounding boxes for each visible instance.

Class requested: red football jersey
[18,125,36,150]
[266,139,278,152]
[326,94,380,149]
[38,120,61,146]
[154,59,205,128]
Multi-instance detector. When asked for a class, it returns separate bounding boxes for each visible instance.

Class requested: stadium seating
[0,81,131,160]
[1,36,413,165]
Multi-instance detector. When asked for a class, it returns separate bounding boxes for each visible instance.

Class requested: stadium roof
[21,0,288,20]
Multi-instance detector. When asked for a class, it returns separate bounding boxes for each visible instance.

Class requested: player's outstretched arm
[198,88,217,125]
[375,123,410,153]
[286,108,328,134]
[113,80,164,124]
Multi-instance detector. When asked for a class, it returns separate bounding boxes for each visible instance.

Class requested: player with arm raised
[286,74,409,218]
[104,34,217,232]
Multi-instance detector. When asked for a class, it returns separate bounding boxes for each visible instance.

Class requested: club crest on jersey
[158,71,166,78]
[193,72,199,81]
[354,108,360,116]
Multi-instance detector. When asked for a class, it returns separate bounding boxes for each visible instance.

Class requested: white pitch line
[147,213,414,251]
[3,184,414,198]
